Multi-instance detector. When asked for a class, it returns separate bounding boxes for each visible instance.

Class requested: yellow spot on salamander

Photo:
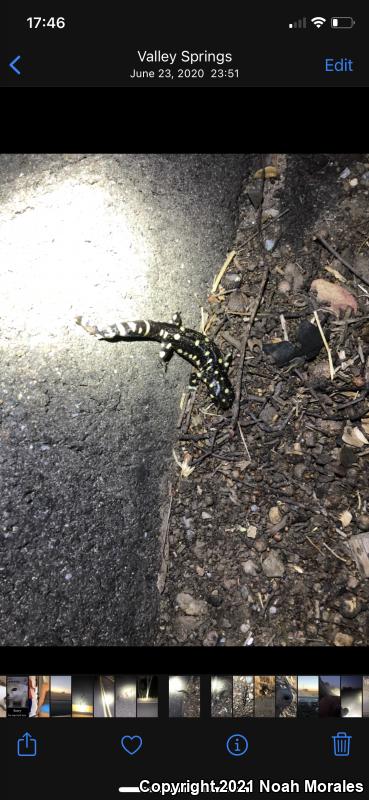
[174,333,180,340]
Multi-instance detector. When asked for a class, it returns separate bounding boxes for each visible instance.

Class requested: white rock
[262,552,285,577]
[176,592,207,616]
[241,559,259,576]
[269,506,282,524]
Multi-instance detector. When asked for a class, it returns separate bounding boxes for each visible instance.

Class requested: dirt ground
[158,153,369,648]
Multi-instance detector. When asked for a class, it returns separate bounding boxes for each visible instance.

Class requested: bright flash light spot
[73,702,93,714]
[212,677,226,695]
[0,180,151,344]
[169,676,184,694]
[120,685,136,700]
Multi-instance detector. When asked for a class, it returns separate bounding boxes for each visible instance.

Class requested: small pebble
[278,279,291,294]
[176,592,208,616]
[346,575,359,590]
[268,506,281,524]
[333,631,354,647]
[304,430,316,447]
[349,177,358,188]
[242,559,259,576]
[357,514,369,532]
[262,551,285,577]
[203,630,218,646]
[240,623,250,634]
[340,593,360,619]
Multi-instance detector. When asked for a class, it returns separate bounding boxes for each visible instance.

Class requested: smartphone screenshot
[1,151,369,796]
[1,5,367,86]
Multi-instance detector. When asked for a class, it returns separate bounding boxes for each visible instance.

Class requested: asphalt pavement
[0,153,248,645]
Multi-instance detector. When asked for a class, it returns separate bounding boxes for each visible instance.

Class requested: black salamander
[75,312,235,410]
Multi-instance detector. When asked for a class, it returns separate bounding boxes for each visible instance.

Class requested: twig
[332,385,369,411]
[157,488,173,594]
[177,432,211,441]
[231,262,270,428]
[222,331,242,351]
[177,389,197,433]
[237,209,290,254]
[314,234,369,288]
[280,313,289,341]
[305,535,325,556]
[322,542,348,563]
[313,310,335,381]
[237,421,251,461]
[211,250,236,293]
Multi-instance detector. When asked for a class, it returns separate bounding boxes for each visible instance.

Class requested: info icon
[226,733,249,757]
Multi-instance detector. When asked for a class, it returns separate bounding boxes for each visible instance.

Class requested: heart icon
[121,735,143,755]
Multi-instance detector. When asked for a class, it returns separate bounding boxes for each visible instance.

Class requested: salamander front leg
[171,312,183,328]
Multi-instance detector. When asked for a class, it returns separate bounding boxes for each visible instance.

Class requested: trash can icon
[332,732,352,756]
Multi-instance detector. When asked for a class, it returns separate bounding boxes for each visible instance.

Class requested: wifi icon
[311,16,326,28]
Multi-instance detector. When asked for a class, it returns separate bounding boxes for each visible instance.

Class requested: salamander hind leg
[189,371,201,389]
[159,340,175,368]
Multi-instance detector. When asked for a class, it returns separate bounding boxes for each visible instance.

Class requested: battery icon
[331,17,355,28]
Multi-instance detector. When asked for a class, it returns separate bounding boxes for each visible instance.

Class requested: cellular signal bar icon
[289,18,307,29]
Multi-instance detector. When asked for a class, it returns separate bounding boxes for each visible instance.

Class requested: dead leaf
[254,166,279,179]
[172,448,195,477]
[237,459,251,471]
[342,423,369,448]
[362,417,369,435]
[339,510,352,528]
[311,278,358,316]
